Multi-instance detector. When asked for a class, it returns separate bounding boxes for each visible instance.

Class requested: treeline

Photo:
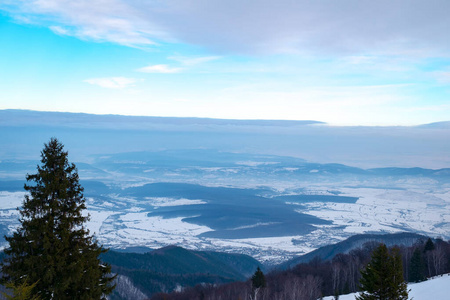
[151,237,450,300]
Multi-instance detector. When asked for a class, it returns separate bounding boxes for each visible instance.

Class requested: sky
[0,0,449,126]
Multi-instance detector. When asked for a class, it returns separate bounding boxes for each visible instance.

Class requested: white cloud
[1,0,161,46]
[49,25,69,36]
[84,77,139,89]
[135,56,219,75]
[168,56,221,66]
[434,71,450,84]
[2,0,450,56]
[136,64,182,74]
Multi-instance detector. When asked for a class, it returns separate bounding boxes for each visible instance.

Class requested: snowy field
[97,182,449,263]
[113,186,448,263]
[303,186,450,238]
[322,274,450,300]
[91,183,450,263]
[1,180,449,264]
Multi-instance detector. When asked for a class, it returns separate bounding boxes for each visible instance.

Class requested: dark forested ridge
[100,246,262,299]
[150,235,450,300]
[1,232,449,299]
[102,245,260,280]
[280,232,428,270]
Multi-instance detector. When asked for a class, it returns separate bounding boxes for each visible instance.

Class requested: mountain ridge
[0,109,325,128]
[279,232,429,270]
[1,109,449,169]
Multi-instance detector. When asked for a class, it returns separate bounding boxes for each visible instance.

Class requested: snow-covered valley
[89,184,450,264]
[1,151,449,264]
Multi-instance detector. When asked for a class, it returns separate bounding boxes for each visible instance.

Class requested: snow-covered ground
[1,180,449,264]
[322,274,450,300]
[304,186,450,237]
[85,183,450,263]
[146,197,207,207]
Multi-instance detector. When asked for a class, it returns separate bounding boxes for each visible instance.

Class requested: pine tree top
[424,238,435,252]
[251,266,266,289]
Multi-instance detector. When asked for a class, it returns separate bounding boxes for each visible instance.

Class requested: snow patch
[146,197,207,207]
[0,192,25,209]
[322,274,450,300]
[236,161,279,167]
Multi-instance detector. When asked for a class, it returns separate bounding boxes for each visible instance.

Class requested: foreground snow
[322,274,450,300]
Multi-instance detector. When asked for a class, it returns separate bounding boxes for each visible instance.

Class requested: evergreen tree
[423,238,435,252]
[251,267,266,289]
[409,248,426,283]
[356,244,408,300]
[251,267,266,300]
[1,138,115,300]
[2,280,41,300]
[423,237,435,277]
[388,247,408,300]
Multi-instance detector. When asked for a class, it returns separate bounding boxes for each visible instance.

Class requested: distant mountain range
[2,150,449,183]
[1,109,449,169]
[417,121,450,128]
[2,109,448,128]
[0,109,325,129]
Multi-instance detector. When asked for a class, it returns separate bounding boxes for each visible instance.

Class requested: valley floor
[1,181,450,264]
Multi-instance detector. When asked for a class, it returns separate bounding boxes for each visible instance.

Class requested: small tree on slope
[1,138,115,300]
[251,267,266,300]
[356,244,408,300]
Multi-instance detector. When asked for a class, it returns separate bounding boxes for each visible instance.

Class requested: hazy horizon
[1,110,450,169]
[2,108,450,128]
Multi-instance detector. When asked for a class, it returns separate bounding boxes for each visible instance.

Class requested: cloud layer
[137,64,182,74]
[84,77,138,89]
[2,0,450,56]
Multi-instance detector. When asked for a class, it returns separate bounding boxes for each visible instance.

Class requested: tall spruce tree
[356,243,408,300]
[409,248,426,283]
[1,138,115,299]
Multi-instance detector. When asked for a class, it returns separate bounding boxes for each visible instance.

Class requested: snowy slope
[322,274,450,300]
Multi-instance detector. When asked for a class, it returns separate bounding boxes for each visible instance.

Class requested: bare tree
[432,243,446,276]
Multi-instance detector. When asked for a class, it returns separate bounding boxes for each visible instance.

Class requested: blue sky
[0,0,449,125]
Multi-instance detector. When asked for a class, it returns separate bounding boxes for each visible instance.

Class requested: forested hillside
[101,246,261,299]
[280,232,427,269]
[150,236,450,300]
